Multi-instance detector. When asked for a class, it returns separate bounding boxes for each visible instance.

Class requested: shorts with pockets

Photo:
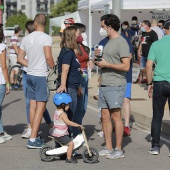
[124,83,132,99]
[98,85,126,109]
[26,74,49,102]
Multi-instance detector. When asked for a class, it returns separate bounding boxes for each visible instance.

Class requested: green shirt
[148,35,170,82]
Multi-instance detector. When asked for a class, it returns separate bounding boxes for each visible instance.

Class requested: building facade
[3,0,61,24]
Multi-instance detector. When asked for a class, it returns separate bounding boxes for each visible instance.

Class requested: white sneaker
[98,131,104,138]
[1,132,12,141]
[22,128,31,139]
[0,137,5,144]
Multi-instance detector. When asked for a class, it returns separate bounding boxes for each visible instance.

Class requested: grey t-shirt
[101,36,129,86]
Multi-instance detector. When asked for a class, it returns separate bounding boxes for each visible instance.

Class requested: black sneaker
[72,151,82,159]
[66,158,77,163]
[148,146,160,155]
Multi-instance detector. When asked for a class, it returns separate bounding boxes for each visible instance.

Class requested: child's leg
[67,141,74,159]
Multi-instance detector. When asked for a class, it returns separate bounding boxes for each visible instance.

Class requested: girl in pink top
[52,93,84,163]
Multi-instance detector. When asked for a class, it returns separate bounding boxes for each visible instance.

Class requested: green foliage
[52,26,60,36]
[5,11,31,32]
[51,0,79,17]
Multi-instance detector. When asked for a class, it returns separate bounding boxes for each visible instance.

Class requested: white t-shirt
[151,26,164,40]
[20,31,52,77]
[0,43,7,84]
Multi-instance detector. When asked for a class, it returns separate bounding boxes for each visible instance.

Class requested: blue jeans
[66,87,78,136]
[151,81,170,147]
[140,56,147,69]
[0,84,6,133]
[73,75,88,137]
[22,73,52,125]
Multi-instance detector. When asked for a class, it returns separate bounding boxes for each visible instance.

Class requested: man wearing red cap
[146,19,170,156]
[60,18,75,38]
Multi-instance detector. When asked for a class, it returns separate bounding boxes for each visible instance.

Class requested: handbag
[47,63,59,91]
[47,48,71,91]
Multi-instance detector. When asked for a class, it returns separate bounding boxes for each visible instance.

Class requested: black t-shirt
[141,30,158,57]
[58,48,81,89]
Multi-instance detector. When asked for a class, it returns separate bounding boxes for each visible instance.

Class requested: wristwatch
[146,82,152,86]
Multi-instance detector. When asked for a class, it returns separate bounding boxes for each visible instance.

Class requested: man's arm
[146,60,154,98]
[13,44,19,54]
[96,57,130,72]
[17,49,28,66]
[44,46,55,69]
[138,42,142,59]
[146,60,154,84]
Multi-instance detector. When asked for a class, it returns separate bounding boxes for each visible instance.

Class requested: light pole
[112,0,121,19]
[0,0,3,24]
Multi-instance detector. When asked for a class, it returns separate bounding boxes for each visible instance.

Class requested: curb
[88,95,170,136]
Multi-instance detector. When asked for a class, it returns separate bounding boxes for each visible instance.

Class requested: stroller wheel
[82,147,99,163]
[39,145,55,162]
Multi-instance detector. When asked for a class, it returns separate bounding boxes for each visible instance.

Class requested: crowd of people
[0,13,170,163]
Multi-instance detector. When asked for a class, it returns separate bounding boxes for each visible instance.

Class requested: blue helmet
[53,93,72,106]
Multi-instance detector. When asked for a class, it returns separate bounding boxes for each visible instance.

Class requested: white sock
[125,124,129,127]
[29,138,36,142]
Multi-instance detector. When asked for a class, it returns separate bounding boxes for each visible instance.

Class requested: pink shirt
[52,110,69,137]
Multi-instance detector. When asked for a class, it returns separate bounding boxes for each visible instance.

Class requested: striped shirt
[9,35,20,55]
[52,110,69,137]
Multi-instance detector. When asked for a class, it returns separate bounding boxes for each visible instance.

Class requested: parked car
[3,27,15,37]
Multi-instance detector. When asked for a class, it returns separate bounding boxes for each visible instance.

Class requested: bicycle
[8,64,23,90]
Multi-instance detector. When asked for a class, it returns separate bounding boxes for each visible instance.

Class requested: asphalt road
[1,90,170,170]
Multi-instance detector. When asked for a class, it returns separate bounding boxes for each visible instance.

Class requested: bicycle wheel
[9,65,23,90]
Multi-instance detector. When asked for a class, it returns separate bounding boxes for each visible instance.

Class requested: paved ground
[1,36,170,169]
[1,90,170,170]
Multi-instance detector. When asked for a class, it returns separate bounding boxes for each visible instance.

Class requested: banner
[132,63,140,83]
[152,12,170,20]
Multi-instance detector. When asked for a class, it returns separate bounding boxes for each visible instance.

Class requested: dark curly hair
[0,27,4,43]
[101,14,120,31]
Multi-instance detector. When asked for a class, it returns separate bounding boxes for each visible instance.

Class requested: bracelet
[6,83,10,87]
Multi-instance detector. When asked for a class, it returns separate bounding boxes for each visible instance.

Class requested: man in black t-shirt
[138,20,158,69]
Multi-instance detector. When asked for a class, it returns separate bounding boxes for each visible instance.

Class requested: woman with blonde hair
[57,25,81,127]
[0,28,12,144]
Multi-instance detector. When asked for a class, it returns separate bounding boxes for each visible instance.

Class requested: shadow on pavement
[145,133,170,149]
[2,98,22,110]
[4,123,26,135]
[84,124,96,141]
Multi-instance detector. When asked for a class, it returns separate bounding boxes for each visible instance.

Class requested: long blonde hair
[60,25,78,50]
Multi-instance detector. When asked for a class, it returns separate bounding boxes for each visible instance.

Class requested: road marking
[133,124,170,144]
[88,104,170,144]
[87,105,99,112]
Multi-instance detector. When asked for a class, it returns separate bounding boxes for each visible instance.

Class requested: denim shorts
[98,85,126,109]
[26,74,49,102]
[140,56,147,69]
[124,83,132,99]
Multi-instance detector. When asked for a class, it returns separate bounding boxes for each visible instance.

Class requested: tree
[51,0,79,17]
[5,11,31,32]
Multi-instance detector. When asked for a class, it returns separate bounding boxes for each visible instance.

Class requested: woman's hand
[77,86,83,97]
[56,84,67,93]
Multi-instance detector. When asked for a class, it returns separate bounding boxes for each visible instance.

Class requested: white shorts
[9,55,19,70]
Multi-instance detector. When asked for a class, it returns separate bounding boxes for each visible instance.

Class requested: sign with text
[152,12,170,20]
[132,63,140,83]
